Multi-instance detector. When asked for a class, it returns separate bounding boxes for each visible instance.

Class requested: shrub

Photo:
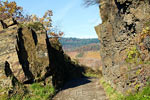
[27,22,44,32]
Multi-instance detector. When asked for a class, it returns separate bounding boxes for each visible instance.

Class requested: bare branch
[83,0,100,7]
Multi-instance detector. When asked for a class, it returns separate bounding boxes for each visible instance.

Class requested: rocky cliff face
[0,19,52,96]
[46,37,86,89]
[0,19,23,89]
[0,18,89,96]
[95,0,150,93]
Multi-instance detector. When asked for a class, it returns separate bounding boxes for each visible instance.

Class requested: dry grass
[65,51,102,71]
[65,51,78,59]
[84,51,101,59]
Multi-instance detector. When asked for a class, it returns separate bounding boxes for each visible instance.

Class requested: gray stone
[95,0,150,93]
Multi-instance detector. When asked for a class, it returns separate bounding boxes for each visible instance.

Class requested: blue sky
[10,0,102,38]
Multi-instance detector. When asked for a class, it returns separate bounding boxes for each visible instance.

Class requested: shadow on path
[62,77,92,90]
[53,77,108,100]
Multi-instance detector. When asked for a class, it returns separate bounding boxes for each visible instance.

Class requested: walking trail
[53,77,108,100]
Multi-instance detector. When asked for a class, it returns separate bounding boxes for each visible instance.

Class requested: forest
[59,38,100,51]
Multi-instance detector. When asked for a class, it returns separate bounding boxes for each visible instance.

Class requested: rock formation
[0,19,23,89]
[0,18,94,96]
[95,0,150,93]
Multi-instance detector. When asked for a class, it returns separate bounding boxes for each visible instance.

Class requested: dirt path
[53,77,108,100]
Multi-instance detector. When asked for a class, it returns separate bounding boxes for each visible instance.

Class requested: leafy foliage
[0,0,63,38]
[49,27,64,39]
[19,22,45,33]
[29,10,52,31]
[0,0,23,20]
[25,11,63,38]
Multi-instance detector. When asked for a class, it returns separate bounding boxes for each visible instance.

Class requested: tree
[0,0,23,20]
[49,25,64,38]
[83,0,100,7]
[0,0,63,38]
[28,10,64,38]
[28,10,53,32]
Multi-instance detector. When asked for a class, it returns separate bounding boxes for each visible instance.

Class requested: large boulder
[16,27,50,83]
[0,19,25,86]
[95,0,150,93]
[0,18,50,86]
[0,18,93,97]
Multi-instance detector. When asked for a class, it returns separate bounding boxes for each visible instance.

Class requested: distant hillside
[59,38,100,51]
[73,43,100,52]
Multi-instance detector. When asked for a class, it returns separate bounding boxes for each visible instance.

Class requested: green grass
[10,94,23,100]
[84,72,99,78]
[100,78,150,100]
[0,94,8,100]
[124,85,150,100]
[9,83,55,100]
[24,83,55,100]
[100,78,124,100]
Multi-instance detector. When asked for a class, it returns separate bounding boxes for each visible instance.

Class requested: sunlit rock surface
[95,0,150,93]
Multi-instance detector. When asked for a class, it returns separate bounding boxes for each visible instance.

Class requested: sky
[10,0,102,38]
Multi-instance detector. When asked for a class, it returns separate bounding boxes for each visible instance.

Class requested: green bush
[27,22,44,32]
[19,22,45,33]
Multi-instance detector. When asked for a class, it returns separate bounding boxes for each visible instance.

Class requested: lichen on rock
[0,17,95,99]
[95,0,150,93]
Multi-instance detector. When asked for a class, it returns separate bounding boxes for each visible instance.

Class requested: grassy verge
[0,94,8,100]
[124,84,150,100]
[100,78,150,100]
[83,67,102,78]
[24,83,55,100]
[100,78,124,100]
[84,72,100,78]
[9,83,55,100]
